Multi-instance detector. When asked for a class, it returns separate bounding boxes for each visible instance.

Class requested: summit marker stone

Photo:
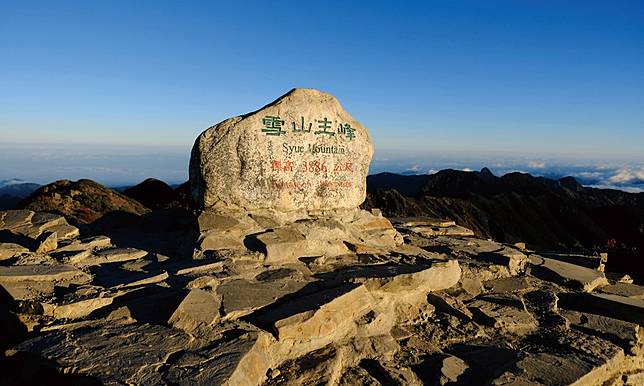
[190,88,374,212]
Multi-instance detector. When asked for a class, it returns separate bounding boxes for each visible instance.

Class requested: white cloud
[528,161,546,169]
[576,171,604,179]
[608,167,644,184]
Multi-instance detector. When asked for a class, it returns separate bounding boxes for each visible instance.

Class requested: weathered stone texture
[190,88,374,212]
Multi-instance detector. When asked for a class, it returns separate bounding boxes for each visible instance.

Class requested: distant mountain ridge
[363,168,644,279]
[0,180,41,210]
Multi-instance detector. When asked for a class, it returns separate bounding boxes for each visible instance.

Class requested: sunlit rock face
[189,88,374,212]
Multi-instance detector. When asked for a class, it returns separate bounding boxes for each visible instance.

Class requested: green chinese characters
[261,115,356,140]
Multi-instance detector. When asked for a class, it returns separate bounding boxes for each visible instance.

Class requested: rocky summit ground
[1,208,643,386]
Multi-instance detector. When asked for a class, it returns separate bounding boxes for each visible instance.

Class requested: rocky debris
[599,282,644,300]
[422,236,528,278]
[190,88,374,212]
[54,235,112,253]
[0,242,29,261]
[2,209,644,385]
[0,264,88,283]
[0,210,78,253]
[561,309,642,354]
[467,294,539,335]
[20,179,150,224]
[538,251,607,271]
[559,292,644,325]
[193,207,402,264]
[168,289,222,333]
[0,264,92,300]
[92,247,149,263]
[529,254,609,292]
[393,216,475,237]
[35,231,57,253]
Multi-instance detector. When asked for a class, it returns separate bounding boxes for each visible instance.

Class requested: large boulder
[190,88,374,213]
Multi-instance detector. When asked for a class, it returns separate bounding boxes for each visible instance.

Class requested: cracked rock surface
[1,209,643,385]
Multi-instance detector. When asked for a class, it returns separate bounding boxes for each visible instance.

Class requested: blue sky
[1,1,643,186]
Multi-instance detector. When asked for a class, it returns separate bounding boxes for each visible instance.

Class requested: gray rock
[217,276,309,318]
[0,264,90,283]
[35,231,57,254]
[189,88,374,212]
[0,242,29,261]
[77,247,149,265]
[561,309,641,354]
[9,323,263,385]
[0,209,34,230]
[439,355,469,384]
[529,254,608,292]
[467,294,538,335]
[55,235,112,253]
[0,264,92,300]
[168,289,222,333]
[559,292,644,325]
[598,282,644,300]
[197,211,242,232]
[255,226,308,263]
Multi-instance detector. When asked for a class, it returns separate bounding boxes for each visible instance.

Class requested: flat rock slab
[406,224,474,238]
[537,251,605,270]
[482,276,536,294]
[0,210,78,243]
[0,264,92,300]
[467,294,538,335]
[561,309,641,353]
[55,235,112,253]
[173,260,225,276]
[429,237,527,276]
[0,210,34,230]
[8,323,260,385]
[50,295,120,320]
[89,266,168,288]
[0,242,29,260]
[255,227,308,263]
[529,254,608,292]
[79,247,149,265]
[168,289,221,332]
[359,259,462,296]
[0,264,90,283]
[559,292,644,325]
[598,282,644,300]
[217,276,309,318]
[391,217,456,228]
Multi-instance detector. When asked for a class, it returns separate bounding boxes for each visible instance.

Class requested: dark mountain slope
[20,179,150,224]
[0,182,41,210]
[123,178,179,210]
[364,169,644,254]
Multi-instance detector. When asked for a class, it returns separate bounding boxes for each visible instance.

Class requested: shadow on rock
[86,208,199,259]
[0,286,28,352]
[0,351,101,386]
[91,285,188,325]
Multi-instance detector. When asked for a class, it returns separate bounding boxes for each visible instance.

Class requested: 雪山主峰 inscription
[262,116,356,140]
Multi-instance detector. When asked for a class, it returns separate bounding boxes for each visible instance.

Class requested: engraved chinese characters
[189,88,374,212]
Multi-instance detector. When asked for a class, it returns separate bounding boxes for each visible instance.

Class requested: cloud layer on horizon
[1,143,643,192]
